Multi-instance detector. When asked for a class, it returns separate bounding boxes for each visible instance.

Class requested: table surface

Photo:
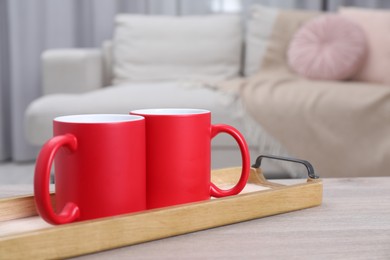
[1,177,390,259]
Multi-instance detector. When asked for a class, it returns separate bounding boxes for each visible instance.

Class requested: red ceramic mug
[130,108,250,209]
[34,114,146,225]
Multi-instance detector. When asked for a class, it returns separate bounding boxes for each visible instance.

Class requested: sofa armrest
[41,49,104,95]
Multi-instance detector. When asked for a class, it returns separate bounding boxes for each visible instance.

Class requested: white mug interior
[54,114,144,123]
[131,108,209,115]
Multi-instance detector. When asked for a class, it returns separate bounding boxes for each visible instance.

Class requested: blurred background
[1,0,390,186]
[1,0,390,163]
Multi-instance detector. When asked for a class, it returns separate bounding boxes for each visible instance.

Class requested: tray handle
[252,155,319,179]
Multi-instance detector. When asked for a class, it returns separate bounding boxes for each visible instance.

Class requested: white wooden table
[1,177,390,259]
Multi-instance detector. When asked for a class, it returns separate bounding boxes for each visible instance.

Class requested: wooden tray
[0,163,322,259]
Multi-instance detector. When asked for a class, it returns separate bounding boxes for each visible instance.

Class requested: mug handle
[34,134,80,225]
[210,124,250,198]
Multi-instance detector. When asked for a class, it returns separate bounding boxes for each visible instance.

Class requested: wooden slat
[0,167,322,259]
[0,195,38,222]
[0,179,322,259]
[0,194,54,222]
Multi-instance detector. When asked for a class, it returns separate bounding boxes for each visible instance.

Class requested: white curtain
[1,0,385,162]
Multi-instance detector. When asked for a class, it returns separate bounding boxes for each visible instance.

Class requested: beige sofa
[25,5,390,178]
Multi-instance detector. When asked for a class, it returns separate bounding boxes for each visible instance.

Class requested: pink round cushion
[287,14,367,80]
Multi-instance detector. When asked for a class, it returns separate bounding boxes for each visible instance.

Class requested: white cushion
[244,5,279,76]
[112,14,242,84]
